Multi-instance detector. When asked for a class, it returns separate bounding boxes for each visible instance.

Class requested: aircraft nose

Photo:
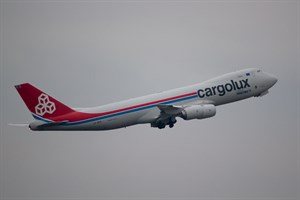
[266,72,278,87]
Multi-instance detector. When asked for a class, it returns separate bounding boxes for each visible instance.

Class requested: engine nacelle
[181,104,216,120]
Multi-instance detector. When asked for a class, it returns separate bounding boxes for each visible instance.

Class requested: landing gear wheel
[158,123,166,129]
[169,123,174,128]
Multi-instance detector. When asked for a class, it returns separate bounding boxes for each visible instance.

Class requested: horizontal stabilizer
[8,123,28,127]
[29,120,68,130]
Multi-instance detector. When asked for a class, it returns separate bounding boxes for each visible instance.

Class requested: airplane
[14,68,277,131]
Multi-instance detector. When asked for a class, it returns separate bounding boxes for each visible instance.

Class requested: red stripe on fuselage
[50,92,197,122]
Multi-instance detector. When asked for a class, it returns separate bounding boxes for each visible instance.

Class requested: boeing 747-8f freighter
[15,68,277,131]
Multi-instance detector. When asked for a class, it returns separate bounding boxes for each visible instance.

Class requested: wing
[156,104,183,115]
[152,100,216,129]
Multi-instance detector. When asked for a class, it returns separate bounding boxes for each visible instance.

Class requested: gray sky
[0,1,299,200]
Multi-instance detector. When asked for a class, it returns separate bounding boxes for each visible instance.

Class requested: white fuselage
[33,68,277,131]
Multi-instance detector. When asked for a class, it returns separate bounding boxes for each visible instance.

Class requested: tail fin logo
[35,94,56,116]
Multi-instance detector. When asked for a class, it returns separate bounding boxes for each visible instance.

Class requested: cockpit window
[257,69,261,72]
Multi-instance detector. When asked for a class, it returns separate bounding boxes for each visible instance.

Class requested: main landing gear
[152,117,177,129]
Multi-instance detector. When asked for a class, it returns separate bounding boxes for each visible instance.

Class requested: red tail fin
[15,83,74,120]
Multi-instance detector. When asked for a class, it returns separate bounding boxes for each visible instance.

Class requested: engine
[181,104,216,120]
